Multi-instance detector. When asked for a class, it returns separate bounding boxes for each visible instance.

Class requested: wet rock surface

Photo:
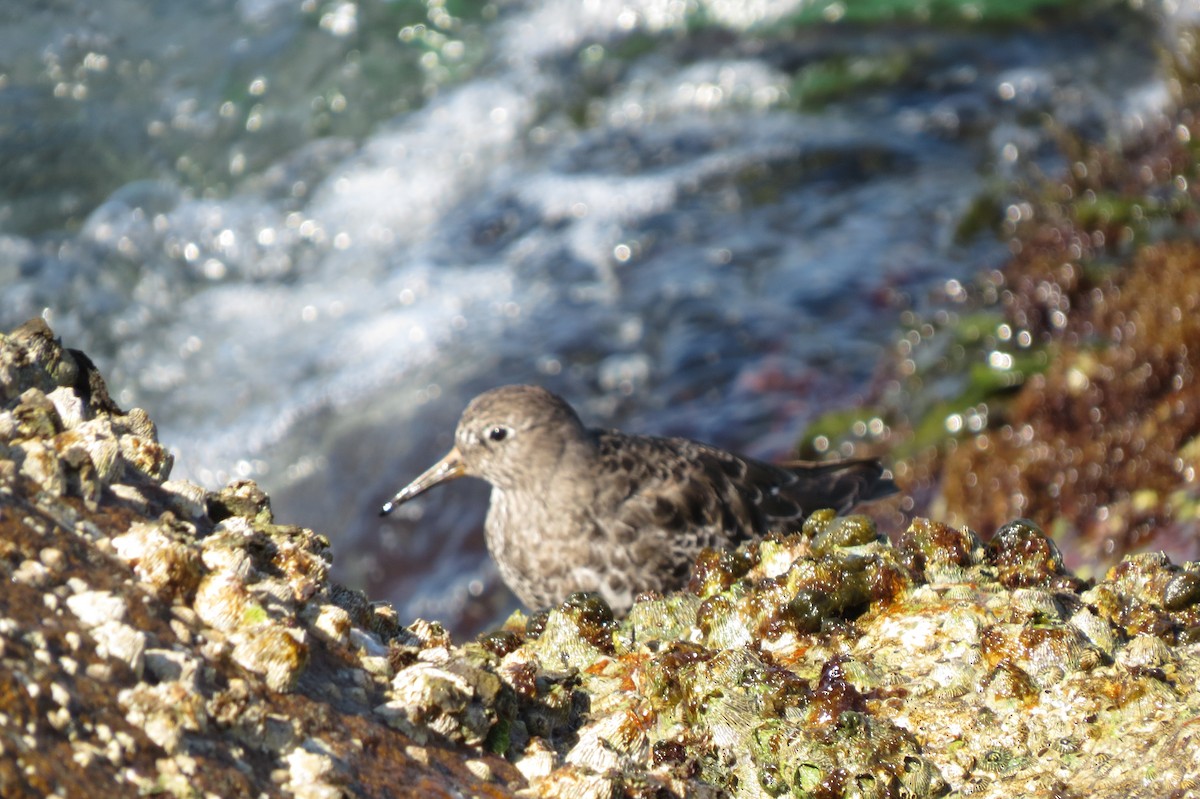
[4,318,1200,797]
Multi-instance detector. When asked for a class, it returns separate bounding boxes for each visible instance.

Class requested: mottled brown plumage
[381,385,895,613]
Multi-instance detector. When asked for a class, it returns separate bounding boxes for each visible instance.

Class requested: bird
[380,385,895,614]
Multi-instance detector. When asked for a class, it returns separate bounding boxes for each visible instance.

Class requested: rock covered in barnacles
[0,320,175,510]
[230,623,309,692]
[11,387,62,440]
[986,518,1085,592]
[282,738,351,799]
[0,319,522,797]
[14,437,67,497]
[112,519,205,600]
[468,514,1200,799]
[691,511,915,654]
[527,592,618,670]
[0,322,76,400]
[194,571,264,631]
[207,478,274,524]
[1083,551,1200,641]
[119,681,209,752]
[896,517,986,582]
[64,590,148,677]
[377,644,503,746]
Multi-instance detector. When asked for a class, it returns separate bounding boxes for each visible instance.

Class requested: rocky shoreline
[3,317,1199,797]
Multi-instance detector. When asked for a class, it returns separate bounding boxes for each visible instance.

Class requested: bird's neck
[484,434,598,547]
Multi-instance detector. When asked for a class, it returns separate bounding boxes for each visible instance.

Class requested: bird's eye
[488,426,509,442]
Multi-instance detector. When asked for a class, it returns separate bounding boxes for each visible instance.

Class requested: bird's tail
[780,458,897,515]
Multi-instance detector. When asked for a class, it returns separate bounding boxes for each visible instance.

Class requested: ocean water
[0,0,1171,634]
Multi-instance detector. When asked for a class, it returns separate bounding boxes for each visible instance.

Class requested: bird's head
[380,385,589,513]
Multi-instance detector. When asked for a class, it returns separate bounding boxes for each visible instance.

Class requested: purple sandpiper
[381,385,895,613]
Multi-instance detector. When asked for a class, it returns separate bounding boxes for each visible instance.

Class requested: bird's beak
[379,446,466,516]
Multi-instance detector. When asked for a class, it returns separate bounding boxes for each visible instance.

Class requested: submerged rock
[3,317,1200,798]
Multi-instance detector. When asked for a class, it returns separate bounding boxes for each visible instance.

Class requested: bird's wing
[592,432,894,538]
[590,432,781,545]
[775,458,896,515]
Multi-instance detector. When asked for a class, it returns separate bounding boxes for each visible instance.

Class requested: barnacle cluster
[0,320,519,797]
